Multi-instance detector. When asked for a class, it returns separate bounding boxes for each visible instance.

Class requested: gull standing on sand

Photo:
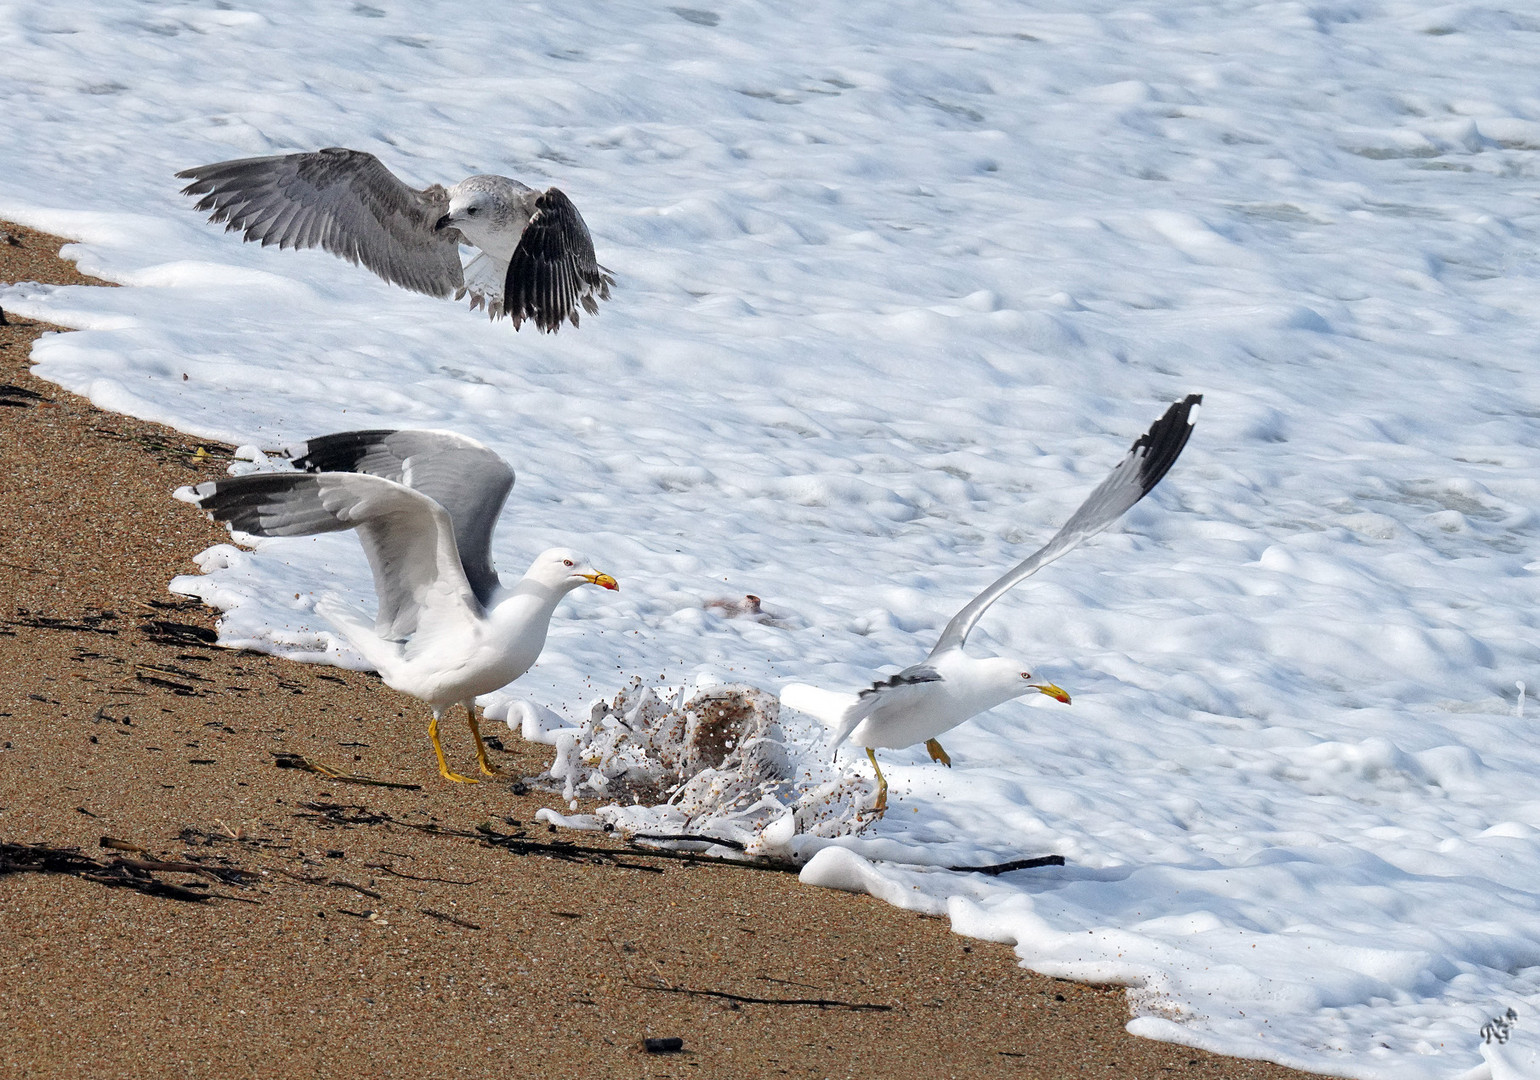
[178,429,618,783]
[177,148,614,332]
[821,395,1202,817]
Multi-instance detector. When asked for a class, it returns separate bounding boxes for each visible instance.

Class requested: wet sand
[0,223,1329,1079]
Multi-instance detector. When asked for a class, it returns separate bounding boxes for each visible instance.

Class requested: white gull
[802,394,1202,817]
[177,428,618,783]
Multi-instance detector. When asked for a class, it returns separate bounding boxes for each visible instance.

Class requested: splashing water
[537,679,873,859]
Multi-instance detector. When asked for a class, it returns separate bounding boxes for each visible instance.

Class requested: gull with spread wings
[827,395,1202,817]
[177,148,614,332]
[178,429,618,783]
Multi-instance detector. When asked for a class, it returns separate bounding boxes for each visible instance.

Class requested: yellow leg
[924,738,951,767]
[865,747,888,818]
[428,711,478,784]
[467,702,500,776]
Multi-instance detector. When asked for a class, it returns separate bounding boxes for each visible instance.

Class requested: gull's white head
[435,175,521,248]
[955,654,1072,710]
[523,547,619,594]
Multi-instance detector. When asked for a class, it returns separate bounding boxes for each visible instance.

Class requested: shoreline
[0,221,1329,1080]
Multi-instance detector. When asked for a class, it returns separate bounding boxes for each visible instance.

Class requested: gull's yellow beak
[1031,683,1071,705]
[583,571,619,591]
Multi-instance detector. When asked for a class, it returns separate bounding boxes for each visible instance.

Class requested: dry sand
[0,222,1330,1080]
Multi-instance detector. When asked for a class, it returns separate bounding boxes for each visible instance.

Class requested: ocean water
[3,2,1540,1076]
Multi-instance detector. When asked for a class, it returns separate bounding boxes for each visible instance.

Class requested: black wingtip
[857,666,944,700]
[182,472,316,535]
[289,429,399,474]
[1132,394,1202,496]
[498,187,608,333]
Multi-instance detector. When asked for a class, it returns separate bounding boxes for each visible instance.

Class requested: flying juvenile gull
[825,394,1202,817]
[177,429,618,783]
[176,148,614,332]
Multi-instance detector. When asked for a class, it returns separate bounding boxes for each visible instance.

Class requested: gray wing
[928,394,1202,658]
[176,148,465,297]
[176,471,477,641]
[501,188,615,333]
[829,665,943,748]
[286,429,514,607]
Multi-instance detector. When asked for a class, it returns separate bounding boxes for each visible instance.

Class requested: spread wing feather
[928,394,1202,658]
[177,471,477,641]
[501,188,615,333]
[177,148,465,297]
[286,429,514,607]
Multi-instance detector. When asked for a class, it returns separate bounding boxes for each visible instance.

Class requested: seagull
[828,395,1202,817]
[176,429,618,783]
[176,148,614,332]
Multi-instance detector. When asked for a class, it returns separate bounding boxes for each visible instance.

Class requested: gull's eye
[466,206,479,215]
[563,559,574,567]
[1021,672,1031,679]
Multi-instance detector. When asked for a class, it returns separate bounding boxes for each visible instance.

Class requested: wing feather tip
[172,483,211,505]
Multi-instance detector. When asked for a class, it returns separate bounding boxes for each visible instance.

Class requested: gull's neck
[490,574,573,622]
[466,574,579,685]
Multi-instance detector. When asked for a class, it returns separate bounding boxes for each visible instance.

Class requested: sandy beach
[0,222,1328,1079]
